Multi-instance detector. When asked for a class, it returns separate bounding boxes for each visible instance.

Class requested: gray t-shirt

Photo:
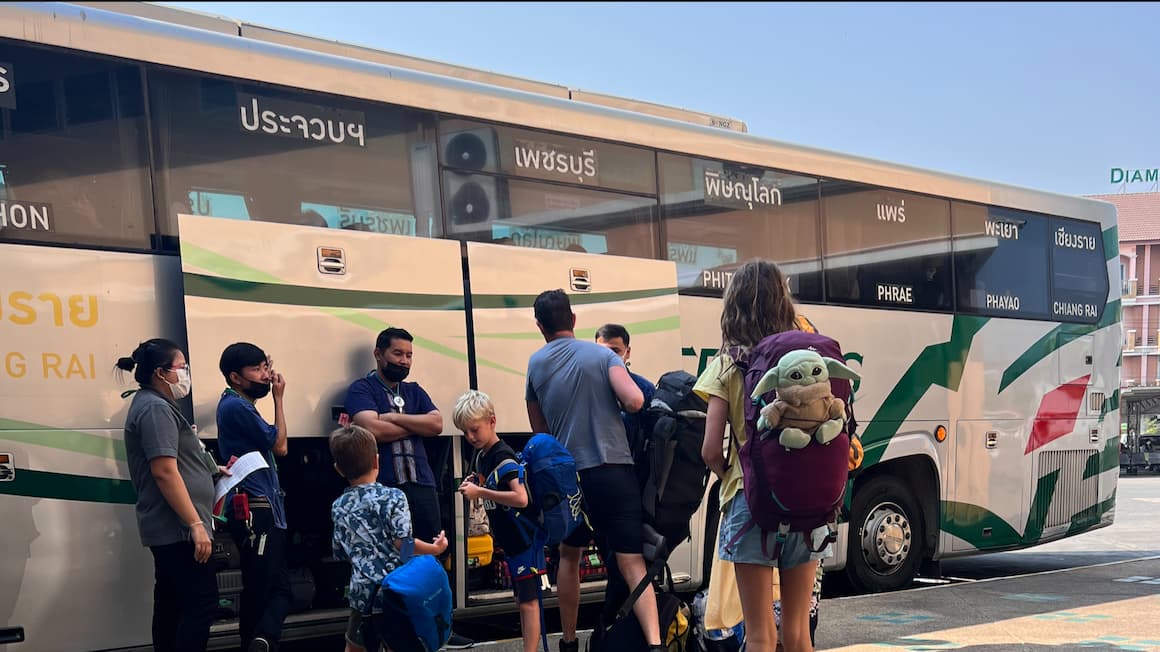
[525,337,632,471]
[124,388,217,547]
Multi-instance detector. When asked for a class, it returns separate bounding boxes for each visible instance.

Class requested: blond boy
[454,391,543,652]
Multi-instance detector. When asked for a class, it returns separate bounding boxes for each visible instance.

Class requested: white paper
[213,451,270,504]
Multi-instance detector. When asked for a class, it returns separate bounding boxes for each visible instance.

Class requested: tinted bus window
[442,171,656,259]
[658,153,821,300]
[1051,217,1105,323]
[148,69,441,240]
[953,203,1050,320]
[0,41,152,249]
[439,118,656,196]
[822,181,952,311]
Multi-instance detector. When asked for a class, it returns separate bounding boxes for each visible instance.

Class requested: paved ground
[817,556,1160,651]
[253,476,1160,651]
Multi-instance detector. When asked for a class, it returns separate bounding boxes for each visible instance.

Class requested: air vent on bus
[1035,450,1097,530]
[1089,391,1105,415]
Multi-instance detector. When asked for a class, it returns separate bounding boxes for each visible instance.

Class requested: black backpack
[637,370,711,547]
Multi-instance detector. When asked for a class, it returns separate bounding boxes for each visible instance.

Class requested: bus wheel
[846,475,924,593]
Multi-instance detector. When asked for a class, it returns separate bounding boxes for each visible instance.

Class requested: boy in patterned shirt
[329,424,448,652]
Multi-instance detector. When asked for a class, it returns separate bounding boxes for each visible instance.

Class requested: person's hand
[271,372,286,400]
[216,465,233,478]
[458,476,482,501]
[191,522,212,563]
[431,530,448,555]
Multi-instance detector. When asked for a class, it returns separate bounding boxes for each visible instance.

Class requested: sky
[161,2,1160,198]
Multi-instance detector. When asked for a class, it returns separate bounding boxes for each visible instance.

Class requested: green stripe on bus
[941,467,1063,549]
[998,300,1121,393]
[181,243,282,284]
[183,273,466,311]
[470,287,678,310]
[1067,491,1115,536]
[0,419,127,462]
[0,468,136,504]
[860,315,989,468]
[1104,226,1118,262]
[1084,438,1121,480]
[1098,389,1120,424]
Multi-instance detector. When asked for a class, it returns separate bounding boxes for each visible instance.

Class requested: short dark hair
[533,289,573,335]
[115,338,183,387]
[376,327,413,351]
[218,342,268,381]
[329,424,377,478]
[595,323,630,346]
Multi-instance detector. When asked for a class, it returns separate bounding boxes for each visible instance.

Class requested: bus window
[300,201,418,236]
[0,42,152,249]
[187,189,251,220]
[658,153,822,300]
[953,203,1051,320]
[442,172,656,259]
[148,69,441,239]
[1050,216,1105,324]
[822,181,952,312]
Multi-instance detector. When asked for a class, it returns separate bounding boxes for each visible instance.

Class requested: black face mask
[242,380,271,400]
[381,361,410,383]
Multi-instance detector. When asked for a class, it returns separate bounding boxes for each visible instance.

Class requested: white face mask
[165,367,192,400]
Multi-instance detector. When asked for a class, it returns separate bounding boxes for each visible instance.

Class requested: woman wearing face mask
[117,338,225,652]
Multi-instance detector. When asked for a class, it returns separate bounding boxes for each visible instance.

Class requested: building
[1088,192,1160,388]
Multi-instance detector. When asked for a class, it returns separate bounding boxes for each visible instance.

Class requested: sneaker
[445,631,475,649]
[247,638,270,652]
[559,638,579,652]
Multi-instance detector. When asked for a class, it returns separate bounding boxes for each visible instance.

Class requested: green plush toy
[750,349,861,450]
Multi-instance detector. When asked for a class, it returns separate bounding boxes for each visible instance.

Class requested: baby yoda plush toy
[751,349,862,450]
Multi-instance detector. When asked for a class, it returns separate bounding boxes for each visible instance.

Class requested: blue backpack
[486,434,586,547]
[370,539,453,652]
[521,433,587,545]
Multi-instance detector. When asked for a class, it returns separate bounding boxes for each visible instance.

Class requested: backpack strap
[487,458,525,489]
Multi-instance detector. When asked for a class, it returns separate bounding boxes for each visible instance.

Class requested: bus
[0,3,1120,650]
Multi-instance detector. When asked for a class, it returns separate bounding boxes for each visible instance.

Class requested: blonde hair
[453,389,496,431]
[329,424,377,478]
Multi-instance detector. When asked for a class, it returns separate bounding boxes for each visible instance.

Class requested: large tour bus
[0,3,1121,650]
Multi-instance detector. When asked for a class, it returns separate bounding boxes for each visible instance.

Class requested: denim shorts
[717,495,834,569]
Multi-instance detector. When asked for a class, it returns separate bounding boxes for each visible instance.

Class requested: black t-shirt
[474,440,532,553]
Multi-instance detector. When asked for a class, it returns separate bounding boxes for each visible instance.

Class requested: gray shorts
[717,495,834,569]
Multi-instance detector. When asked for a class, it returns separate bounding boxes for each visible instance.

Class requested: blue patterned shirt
[331,482,411,612]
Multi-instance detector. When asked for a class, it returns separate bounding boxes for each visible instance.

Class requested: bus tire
[845,474,924,593]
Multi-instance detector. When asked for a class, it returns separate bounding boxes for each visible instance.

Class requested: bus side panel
[1,246,166,651]
[465,243,690,591]
[176,215,470,438]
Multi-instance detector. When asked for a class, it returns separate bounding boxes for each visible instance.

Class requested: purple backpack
[727,330,858,560]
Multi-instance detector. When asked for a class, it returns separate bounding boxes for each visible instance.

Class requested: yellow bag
[665,599,691,652]
[704,515,780,630]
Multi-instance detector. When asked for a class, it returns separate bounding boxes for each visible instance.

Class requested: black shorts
[563,464,644,555]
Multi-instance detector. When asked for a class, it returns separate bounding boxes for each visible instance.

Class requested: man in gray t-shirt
[525,289,664,652]
[526,336,632,471]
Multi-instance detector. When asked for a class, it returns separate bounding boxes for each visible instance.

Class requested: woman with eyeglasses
[117,338,227,652]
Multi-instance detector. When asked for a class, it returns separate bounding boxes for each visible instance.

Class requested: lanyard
[369,371,406,413]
